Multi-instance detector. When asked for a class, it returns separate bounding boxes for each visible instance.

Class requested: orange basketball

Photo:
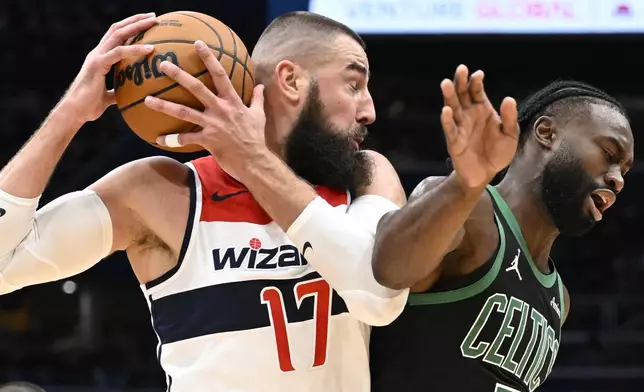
[113,11,255,153]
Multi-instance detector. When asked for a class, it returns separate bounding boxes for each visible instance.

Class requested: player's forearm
[242,150,318,231]
[286,195,408,325]
[0,101,85,198]
[0,100,86,259]
[241,152,407,325]
[372,172,484,289]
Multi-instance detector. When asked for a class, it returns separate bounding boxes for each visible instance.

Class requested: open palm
[440,65,519,189]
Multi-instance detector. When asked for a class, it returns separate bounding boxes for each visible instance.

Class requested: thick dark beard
[541,141,599,237]
[283,82,373,191]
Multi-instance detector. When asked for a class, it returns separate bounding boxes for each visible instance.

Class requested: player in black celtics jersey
[369,66,634,392]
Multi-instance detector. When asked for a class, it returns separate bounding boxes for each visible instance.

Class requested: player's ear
[274,60,305,105]
[533,116,557,149]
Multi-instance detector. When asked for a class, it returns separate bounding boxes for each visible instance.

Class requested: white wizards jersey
[140,156,373,392]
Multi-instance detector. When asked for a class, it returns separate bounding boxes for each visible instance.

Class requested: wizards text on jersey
[213,238,308,271]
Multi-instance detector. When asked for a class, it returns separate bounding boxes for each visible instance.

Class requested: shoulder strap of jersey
[486,185,558,288]
[556,273,565,327]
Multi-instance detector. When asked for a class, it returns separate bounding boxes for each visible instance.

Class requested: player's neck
[263,111,289,161]
[497,170,558,274]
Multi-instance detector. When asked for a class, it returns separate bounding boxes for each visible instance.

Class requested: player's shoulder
[409,176,448,201]
[357,150,405,207]
[362,150,398,179]
[410,176,494,201]
[118,156,192,187]
[363,149,391,165]
[409,176,495,224]
[88,156,192,200]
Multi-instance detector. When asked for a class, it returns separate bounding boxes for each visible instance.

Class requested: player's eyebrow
[346,61,370,78]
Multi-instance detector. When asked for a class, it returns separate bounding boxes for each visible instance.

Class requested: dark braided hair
[444,80,627,176]
[516,80,627,150]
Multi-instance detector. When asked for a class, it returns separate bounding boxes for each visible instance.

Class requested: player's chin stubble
[540,141,599,237]
[283,82,373,191]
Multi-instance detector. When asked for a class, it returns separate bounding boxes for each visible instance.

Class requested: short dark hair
[516,80,627,149]
[252,11,365,83]
[261,11,365,49]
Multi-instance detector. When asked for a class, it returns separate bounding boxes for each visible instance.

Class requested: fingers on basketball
[157,131,202,149]
[147,96,205,126]
[103,15,157,51]
[102,45,154,67]
[250,84,265,111]
[194,40,237,100]
[113,12,255,153]
[100,13,155,45]
[105,90,117,106]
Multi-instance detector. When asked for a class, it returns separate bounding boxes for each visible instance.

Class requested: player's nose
[357,91,375,125]
[605,169,624,194]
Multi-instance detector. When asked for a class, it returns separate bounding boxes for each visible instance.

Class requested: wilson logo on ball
[115,51,180,90]
[130,31,146,44]
[113,11,255,153]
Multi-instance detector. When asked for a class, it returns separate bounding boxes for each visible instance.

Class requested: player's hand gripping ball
[113,11,255,153]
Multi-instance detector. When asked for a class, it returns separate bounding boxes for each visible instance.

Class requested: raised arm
[0,14,158,294]
[371,65,520,291]
[372,173,481,290]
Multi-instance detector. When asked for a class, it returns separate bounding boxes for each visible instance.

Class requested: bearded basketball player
[369,66,634,391]
[0,12,408,392]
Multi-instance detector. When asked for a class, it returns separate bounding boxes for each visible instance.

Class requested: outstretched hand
[440,65,519,189]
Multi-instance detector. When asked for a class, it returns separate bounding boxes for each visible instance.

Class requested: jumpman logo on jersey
[505,248,522,281]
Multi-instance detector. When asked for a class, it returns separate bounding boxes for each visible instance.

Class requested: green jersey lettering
[501,302,530,374]
[484,296,524,366]
[459,293,561,390]
[460,293,508,359]
[516,309,544,378]
[529,326,557,391]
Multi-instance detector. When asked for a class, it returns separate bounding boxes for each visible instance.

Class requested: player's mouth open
[587,189,616,221]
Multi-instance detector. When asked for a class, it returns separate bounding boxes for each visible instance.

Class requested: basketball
[113,11,255,153]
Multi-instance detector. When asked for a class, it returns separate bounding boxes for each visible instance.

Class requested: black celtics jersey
[370,185,565,392]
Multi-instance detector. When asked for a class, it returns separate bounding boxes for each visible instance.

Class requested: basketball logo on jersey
[212,238,309,271]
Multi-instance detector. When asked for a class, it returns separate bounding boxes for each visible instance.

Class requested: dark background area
[1,0,644,390]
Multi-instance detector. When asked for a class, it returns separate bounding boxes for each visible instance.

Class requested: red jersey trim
[191,156,348,225]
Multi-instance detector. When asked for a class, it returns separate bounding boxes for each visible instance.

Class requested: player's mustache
[352,125,368,140]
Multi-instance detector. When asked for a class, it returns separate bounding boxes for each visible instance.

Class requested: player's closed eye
[602,147,615,162]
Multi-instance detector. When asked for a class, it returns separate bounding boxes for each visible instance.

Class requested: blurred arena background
[1,0,644,390]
